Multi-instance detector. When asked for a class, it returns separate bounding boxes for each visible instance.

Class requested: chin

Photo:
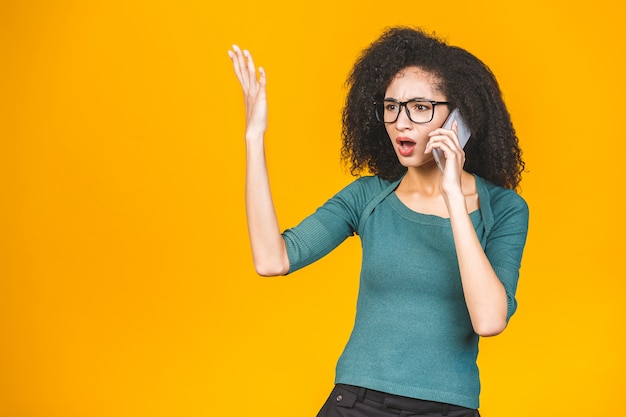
[396,155,428,169]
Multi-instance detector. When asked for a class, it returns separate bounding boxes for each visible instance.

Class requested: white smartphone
[432,108,472,172]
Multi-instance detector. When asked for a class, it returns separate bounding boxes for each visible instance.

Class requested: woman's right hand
[228,45,267,140]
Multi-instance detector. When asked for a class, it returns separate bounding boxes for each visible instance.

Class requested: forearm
[245,136,289,276]
[447,193,508,337]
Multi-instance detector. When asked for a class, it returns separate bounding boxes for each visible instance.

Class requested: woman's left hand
[426,120,465,194]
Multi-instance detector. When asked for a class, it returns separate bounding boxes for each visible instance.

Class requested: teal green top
[282,175,529,409]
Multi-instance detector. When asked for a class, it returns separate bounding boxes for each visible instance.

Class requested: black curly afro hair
[341,26,524,189]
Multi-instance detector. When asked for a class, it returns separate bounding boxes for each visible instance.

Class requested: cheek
[432,109,451,128]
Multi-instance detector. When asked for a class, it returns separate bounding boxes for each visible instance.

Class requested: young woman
[228,27,529,417]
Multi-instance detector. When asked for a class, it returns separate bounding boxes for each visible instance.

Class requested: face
[383,67,450,169]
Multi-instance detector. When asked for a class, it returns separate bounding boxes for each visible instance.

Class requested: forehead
[385,66,443,98]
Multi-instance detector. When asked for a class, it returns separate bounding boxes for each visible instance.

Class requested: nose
[394,104,413,129]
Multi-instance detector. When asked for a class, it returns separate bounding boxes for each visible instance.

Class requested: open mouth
[397,138,416,156]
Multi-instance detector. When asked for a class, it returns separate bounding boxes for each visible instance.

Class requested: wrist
[245,132,265,145]
[441,184,464,201]
[442,189,467,214]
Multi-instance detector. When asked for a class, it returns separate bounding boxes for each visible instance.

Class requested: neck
[400,165,443,196]
[399,165,475,195]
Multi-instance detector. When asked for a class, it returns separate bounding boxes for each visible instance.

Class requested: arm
[229,46,289,276]
[447,193,509,337]
[428,122,518,336]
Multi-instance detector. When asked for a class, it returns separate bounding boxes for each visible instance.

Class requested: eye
[409,101,432,112]
[384,102,399,112]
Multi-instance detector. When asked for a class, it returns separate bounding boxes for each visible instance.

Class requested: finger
[239,47,255,92]
[233,45,254,91]
[258,66,266,89]
[429,127,458,139]
[229,45,247,87]
[426,133,463,158]
[433,141,463,170]
[425,136,443,154]
[429,128,460,149]
[243,49,258,91]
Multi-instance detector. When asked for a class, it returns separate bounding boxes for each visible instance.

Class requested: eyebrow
[383,96,432,101]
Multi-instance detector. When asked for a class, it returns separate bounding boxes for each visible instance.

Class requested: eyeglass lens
[378,100,435,124]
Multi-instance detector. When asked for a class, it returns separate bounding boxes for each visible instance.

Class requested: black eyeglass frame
[374,99,450,124]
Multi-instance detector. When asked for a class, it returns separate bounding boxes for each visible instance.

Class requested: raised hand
[228,45,267,140]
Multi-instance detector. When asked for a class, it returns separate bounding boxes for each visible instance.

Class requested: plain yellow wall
[1,0,624,416]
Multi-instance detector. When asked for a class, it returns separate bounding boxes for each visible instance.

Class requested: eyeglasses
[374,99,450,124]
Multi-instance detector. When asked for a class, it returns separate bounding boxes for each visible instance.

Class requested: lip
[395,136,417,157]
[396,136,416,145]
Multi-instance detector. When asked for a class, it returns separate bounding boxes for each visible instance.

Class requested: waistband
[337,384,472,414]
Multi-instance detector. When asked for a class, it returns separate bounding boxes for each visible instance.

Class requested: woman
[228,27,528,417]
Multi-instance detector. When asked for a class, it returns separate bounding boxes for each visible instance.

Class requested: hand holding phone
[432,108,471,172]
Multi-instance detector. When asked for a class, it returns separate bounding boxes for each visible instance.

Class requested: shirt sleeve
[484,189,530,321]
[282,176,387,274]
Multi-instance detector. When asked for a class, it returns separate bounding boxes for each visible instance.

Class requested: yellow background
[1,0,624,416]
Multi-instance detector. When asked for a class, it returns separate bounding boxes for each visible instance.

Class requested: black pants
[317,385,480,417]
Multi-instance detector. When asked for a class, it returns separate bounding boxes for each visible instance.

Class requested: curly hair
[341,26,524,189]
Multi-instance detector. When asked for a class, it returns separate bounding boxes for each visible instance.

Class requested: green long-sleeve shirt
[282,174,529,409]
